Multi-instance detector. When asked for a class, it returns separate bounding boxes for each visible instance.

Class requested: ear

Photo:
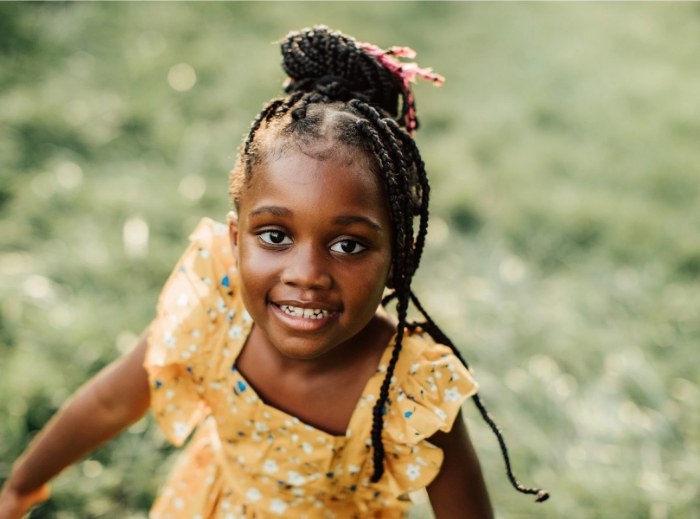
[385,265,394,289]
[227,211,239,256]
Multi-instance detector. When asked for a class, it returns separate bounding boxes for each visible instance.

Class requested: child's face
[229,148,392,361]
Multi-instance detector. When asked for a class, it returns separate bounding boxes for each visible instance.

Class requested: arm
[427,410,494,519]
[0,329,152,519]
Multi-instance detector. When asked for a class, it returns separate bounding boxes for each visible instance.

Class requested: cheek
[343,256,391,298]
[236,242,273,297]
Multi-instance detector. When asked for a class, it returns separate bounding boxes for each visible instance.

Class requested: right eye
[258,230,292,246]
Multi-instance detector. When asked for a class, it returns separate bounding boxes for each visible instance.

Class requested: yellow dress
[144,218,478,518]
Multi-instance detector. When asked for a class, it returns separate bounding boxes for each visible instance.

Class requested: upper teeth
[280,305,330,319]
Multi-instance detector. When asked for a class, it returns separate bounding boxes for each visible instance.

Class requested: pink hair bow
[359,42,445,134]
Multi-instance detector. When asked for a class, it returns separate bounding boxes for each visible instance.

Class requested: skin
[0,143,493,518]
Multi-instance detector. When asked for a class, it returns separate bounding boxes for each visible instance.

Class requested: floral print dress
[144,218,478,518]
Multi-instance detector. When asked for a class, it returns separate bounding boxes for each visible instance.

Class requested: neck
[248,313,395,377]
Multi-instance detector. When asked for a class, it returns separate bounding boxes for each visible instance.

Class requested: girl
[0,26,547,518]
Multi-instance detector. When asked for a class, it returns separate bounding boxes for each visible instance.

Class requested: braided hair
[229,26,549,503]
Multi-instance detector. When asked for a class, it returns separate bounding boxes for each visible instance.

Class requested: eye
[330,239,367,255]
[258,230,292,246]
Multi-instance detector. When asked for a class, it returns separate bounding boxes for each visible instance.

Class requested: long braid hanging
[409,291,550,502]
[239,25,549,503]
[353,103,418,482]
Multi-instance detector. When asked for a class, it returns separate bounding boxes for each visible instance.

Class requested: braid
[385,118,430,270]
[230,25,549,503]
[408,290,549,501]
[354,112,416,481]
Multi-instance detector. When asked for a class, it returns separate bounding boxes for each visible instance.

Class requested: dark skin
[428,414,494,519]
[236,314,395,436]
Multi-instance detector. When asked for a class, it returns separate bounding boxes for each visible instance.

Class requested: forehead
[239,150,389,219]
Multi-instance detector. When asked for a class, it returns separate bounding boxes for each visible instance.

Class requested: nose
[280,243,333,290]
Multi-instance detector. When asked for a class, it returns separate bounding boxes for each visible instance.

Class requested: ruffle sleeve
[381,329,479,492]
[144,218,236,446]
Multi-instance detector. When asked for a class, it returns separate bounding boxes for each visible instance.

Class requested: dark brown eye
[330,240,366,254]
[259,231,292,246]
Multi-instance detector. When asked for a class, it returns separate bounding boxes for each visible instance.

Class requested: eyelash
[257,230,291,246]
[256,231,367,255]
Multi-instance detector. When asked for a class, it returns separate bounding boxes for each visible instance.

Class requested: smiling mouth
[279,304,331,320]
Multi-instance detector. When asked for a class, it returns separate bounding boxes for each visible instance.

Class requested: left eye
[330,240,366,254]
[258,230,292,246]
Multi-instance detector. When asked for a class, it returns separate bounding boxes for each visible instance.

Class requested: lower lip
[270,304,337,332]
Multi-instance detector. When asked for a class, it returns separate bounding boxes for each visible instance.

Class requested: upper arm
[426,410,494,519]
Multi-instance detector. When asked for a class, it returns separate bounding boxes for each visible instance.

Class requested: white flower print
[172,421,188,440]
[164,333,176,348]
[301,442,313,454]
[199,247,210,259]
[263,459,278,474]
[214,222,227,234]
[444,387,462,402]
[409,363,420,375]
[270,498,288,514]
[288,471,305,485]
[176,292,189,307]
[246,488,262,502]
[229,324,243,339]
[434,408,447,421]
[406,463,421,482]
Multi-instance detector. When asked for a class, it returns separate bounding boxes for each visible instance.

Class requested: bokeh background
[1,2,698,518]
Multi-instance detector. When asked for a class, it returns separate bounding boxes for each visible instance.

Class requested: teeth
[280,305,330,319]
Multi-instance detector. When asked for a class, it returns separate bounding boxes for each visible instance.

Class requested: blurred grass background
[1,2,698,518]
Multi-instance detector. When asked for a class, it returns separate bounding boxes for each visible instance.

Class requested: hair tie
[359,42,445,134]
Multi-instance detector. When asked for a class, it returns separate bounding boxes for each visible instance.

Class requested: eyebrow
[248,206,292,218]
[333,215,383,232]
[248,206,383,232]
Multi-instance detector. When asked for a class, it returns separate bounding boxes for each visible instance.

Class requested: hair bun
[281,26,403,121]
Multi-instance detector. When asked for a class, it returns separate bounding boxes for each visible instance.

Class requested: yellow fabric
[144,218,478,518]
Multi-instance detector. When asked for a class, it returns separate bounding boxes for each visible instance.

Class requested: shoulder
[146,216,246,374]
[156,218,236,311]
[384,327,478,439]
[395,327,477,393]
[184,217,236,281]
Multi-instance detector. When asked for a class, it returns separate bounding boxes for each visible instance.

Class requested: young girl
[0,26,547,518]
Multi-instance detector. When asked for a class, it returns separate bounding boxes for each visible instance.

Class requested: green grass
[1,3,698,518]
